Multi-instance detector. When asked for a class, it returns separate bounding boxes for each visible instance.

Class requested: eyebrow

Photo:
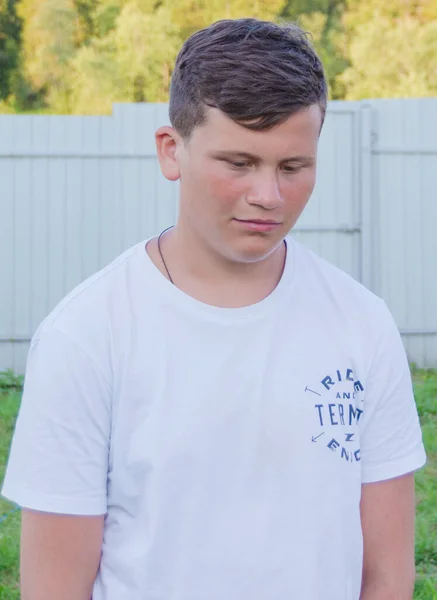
[210,151,315,164]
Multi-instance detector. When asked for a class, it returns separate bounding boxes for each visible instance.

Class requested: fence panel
[294,103,361,281]
[0,99,436,372]
[370,98,437,367]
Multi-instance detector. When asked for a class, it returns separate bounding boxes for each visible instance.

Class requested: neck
[156,221,287,308]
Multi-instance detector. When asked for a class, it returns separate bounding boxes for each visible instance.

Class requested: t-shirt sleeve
[359,302,427,484]
[1,326,111,515]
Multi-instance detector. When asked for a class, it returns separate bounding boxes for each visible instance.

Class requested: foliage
[340,0,437,99]
[68,0,181,114]
[1,0,436,112]
[0,383,21,600]
[170,0,286,40]
[280,0,349,99]
[0,0,21,101]
[0,370,23,393]
[413,370,437,597]
[65,0,288,114]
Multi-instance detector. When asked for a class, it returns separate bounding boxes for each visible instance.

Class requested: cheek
[202,167,247,206]
[284,170,317,207]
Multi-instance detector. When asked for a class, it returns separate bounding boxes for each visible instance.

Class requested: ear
[155,126,182,181]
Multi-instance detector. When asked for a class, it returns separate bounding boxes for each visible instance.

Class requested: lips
[237,219,281,224]
[233,219,282,233]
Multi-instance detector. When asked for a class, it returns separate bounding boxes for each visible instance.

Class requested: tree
[68,0,288,114]
[0,0,21,100]
[74,0,99,43]
[93,0,126,38]
[340,16,437,99]
[340,0,437,99]
[170,0,287,41]
[69,0,181,113]
[12,0,437,113]
[280,0,349,99]
[17,0,81,112]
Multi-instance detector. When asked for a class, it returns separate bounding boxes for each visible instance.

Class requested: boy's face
[159,105,322,263]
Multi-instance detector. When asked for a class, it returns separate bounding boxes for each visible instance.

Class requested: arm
[359,473,416,600]
[21,509,104,600]
[1,329,111,597]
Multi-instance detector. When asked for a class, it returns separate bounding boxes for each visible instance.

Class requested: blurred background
[1,0,437,115]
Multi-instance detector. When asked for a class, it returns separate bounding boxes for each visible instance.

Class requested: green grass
[0,369,436,598]
[0,372,22,600]
[413,369,437,598]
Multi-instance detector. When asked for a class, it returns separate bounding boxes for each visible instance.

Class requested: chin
[229,234,283,263]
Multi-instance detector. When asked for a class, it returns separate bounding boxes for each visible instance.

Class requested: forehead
[189,106,322,157]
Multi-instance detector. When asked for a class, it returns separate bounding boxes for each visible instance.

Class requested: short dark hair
[169,18,328,140]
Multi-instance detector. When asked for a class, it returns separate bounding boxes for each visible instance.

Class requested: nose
[246,170,283,210]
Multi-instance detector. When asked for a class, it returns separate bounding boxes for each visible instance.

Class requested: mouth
[237,219,281,224]
[233,218,282,232]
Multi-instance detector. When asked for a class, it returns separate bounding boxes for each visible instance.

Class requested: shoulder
[32,240,147,356]
[288,236,394,334]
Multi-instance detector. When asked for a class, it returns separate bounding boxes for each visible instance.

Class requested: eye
[228,160,251,169]
[282,165,299,173]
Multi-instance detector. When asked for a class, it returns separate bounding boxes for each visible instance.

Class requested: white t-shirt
[2,235,426,600]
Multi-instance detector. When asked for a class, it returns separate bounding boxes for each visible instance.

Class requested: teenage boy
[2,17,426,600]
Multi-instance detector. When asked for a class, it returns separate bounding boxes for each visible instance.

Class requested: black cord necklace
[157,227,287,288]
[157,225,175,284]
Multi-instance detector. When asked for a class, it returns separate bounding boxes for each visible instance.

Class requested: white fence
[0,99,436,373]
